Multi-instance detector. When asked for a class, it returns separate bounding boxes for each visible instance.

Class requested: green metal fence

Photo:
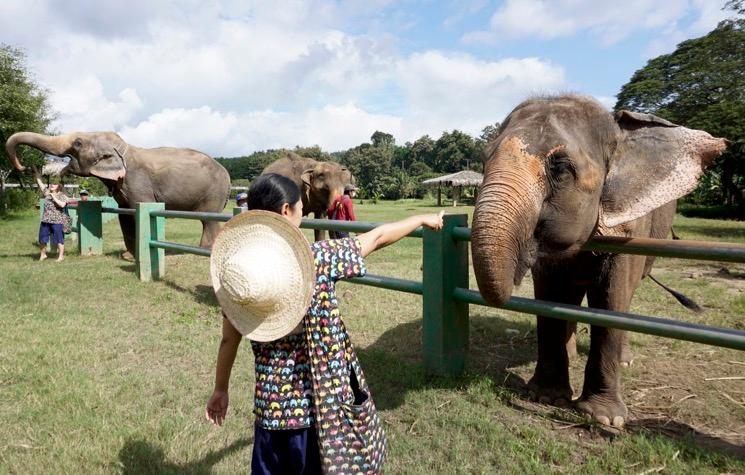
[68,202,745,376]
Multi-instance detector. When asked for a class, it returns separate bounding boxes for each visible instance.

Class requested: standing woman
[206,173,443,474]
[35,173,69,262]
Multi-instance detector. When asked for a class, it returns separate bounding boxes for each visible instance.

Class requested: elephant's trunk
[472,137,545,306]
[5,132,74,171]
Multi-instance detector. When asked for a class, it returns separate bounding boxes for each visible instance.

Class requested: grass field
[2,199,745,474]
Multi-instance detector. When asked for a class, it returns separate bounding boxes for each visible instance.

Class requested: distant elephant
[262,152,355,240]
[471,95,728,427]
[6,131,230,257]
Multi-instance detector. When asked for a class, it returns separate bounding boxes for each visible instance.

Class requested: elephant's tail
[646,274,704,313]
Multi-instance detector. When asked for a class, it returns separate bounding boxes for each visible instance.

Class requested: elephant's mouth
[514,238,538,286]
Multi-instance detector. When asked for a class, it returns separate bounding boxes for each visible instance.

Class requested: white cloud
[1,0,569,156]
[396,52,567,138]
[50,77,143,132]
[642,0,728,58]
[593,95,616,111]
[464,0,716,46]
[119,104,402,156]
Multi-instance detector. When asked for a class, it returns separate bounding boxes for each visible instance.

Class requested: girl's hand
[205,390,229,426]
[422,210,445,231]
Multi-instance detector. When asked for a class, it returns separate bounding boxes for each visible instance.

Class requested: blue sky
[0,0,729,156]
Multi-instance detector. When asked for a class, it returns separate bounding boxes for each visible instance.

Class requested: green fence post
[422,213,469,376]
[136,202,165,281]
[233,207,244,216]
[77,200,103,255]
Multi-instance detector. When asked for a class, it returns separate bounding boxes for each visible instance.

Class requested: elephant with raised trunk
[471,95,728,427]
[6,131,231,257]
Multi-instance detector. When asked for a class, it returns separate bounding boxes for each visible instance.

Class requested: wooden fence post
[77,200,103,255]
[136,202,165,281]
[422,213,469,376]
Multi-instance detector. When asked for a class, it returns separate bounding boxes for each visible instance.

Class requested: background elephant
[471,95,728,428]
[262,152,355,240]
[6,131,231,257]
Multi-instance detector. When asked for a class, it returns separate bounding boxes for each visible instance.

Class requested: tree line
[216,126,500,200]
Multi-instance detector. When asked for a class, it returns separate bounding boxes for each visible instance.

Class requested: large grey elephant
[6,131,231,257]
[471,95,728,428]
[262,152,355,240]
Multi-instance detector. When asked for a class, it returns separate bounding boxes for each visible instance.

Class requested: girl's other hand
[205,390,229,426]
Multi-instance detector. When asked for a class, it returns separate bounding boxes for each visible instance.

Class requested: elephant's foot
[575,393,627,428]
[121,251,135,261]
[527,373,573,407]
[619,344,634,368]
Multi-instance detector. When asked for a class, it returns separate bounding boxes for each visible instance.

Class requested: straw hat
[210,210,315,341]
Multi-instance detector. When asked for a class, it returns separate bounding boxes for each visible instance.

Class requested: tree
[615,10,745,210]
[0,44,55,191]
[431,130,480,173]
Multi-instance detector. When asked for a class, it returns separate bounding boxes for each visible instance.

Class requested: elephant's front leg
[574,326,626,427]
[528,270,586,407]
[118,213,136,260]
[200,220,221,248]
[314,211,328,241]
[577,254,644,427]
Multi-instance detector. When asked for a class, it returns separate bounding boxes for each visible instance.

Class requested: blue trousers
[251,425,321,475]
[39,222,64,245]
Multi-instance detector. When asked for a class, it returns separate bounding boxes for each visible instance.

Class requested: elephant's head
[5,131,128,182]
[301,160,355,210]
[472,95,729,306]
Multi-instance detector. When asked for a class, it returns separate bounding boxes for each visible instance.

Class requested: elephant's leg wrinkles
[528,269,585,407]
[575,325,627,428]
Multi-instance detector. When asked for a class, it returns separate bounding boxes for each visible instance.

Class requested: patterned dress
[41,192,68,224]
[250,237,366,431]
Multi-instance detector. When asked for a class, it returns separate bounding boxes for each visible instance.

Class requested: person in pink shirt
[327,184,357,239]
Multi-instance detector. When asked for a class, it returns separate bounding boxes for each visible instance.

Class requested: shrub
[0,188,39,215]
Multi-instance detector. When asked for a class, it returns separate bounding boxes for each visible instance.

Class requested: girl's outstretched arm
[358,211,444,257]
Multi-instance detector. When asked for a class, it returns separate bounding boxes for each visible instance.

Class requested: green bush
[0,189,39,215]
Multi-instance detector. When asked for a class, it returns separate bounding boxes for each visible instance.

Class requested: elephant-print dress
[251,237,387,473]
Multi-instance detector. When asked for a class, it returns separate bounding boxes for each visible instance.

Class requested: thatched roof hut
[42,161,67,177]
[422,170,483,206]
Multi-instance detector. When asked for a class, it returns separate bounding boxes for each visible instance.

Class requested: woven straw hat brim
[210,210,315,342]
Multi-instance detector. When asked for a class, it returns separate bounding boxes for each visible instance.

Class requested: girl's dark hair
[246,173,301,214]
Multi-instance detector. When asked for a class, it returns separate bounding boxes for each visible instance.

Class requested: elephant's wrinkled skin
[262,152,355,240]
[471,95,728,427]
[6,131,230,256]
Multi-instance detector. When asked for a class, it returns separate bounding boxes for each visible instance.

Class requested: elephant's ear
[89,134,127,182]
[599,111,728,229]
[301,168,314,188]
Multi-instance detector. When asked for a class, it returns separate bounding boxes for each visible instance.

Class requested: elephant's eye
[548,153,575,182]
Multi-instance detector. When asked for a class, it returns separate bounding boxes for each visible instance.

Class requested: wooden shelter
[422,170,483,206]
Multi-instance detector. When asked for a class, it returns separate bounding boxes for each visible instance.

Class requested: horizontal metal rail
[150,210,232,222]
[453,288,745,351]
[584,235,745,263]
[102,207,135,215]
[348,274,423,295]
[453,227,745,263]
[150,240,212,256]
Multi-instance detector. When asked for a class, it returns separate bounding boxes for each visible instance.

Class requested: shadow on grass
[628,419,745,461]
[359,314,542,412]
[162,281,218,307]
[118,437,252,474]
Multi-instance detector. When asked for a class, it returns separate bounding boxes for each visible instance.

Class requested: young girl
[205,173,443,473]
